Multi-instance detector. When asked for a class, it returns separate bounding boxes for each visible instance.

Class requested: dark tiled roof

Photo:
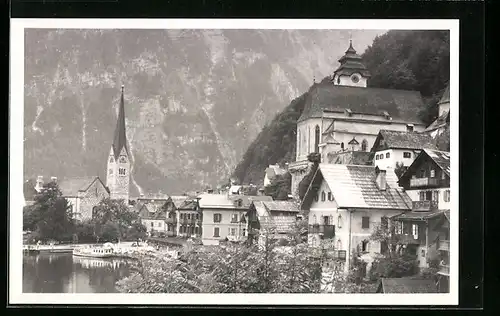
[58,177,104,197]
[262,201,300,213]
[304,164,412,210]
[259,216,296,234]
[425,111,450,132]
[379,278,438,293]
[424,149,451,176]
[376,130,439,150]
[298,84,425,124]
[392,209,447,221]
[333,42,371,78]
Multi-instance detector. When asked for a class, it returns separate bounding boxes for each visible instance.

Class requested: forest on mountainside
[232,30,450,188]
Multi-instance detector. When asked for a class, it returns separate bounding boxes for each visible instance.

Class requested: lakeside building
[288,41,427,198]
[198,193,273,245]
[300,164,413,274]
[246,200,301,247]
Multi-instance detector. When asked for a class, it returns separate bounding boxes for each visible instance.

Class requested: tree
[91,198,145,243]
[394,162,408,180]
[28,181,74,242]
[264,173,291,200]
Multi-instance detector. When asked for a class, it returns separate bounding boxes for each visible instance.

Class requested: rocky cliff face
[23,29,383,195]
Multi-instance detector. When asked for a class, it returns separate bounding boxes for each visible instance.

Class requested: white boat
[72,245,115,258]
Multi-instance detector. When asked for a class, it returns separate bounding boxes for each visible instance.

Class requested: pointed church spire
[112,85,128,158]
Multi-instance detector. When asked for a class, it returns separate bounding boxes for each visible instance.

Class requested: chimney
[51,176,57,183]
[375,167,387,191]
[207,188,214,194]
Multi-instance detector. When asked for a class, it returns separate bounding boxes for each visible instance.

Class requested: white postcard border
[10,18,460,306]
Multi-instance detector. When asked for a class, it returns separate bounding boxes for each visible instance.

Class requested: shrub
[369,254,419,281]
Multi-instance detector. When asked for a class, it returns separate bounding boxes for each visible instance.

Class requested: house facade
[301,164,413,274]
[247,201,300,247]
[288,41,427,198]
[198,193,273,245]
[371,130,439,171]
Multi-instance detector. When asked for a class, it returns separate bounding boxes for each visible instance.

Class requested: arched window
[341,142,344,150]
[314,125,320,153]
[361,139,368,152]
[321,191,326,201]
[328,192,333,201]
[119,156,127,163]
[109,156,114,163]
[337,215,343,228]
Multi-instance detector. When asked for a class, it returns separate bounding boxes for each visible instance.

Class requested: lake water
[23,253,132,293]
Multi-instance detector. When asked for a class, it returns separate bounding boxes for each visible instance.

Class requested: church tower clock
[106,85,130,202]
[332,40,371,87]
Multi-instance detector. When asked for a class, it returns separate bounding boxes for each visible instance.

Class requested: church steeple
[332,40,371,87]
[112,85,128,159]
[106,85,130,202]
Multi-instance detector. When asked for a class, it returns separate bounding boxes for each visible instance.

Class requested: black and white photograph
[9,19,459,305]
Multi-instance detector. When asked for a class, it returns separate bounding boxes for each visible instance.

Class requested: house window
[361,240,369,252]
[242,228,246,236]
[444,190,451,202]
[109,157,114,163]
[442,172,446,180]
[419,169,426,178]
[213,227,220,237]
[433,191,439,201]
[321,191,326,201]
[231,214,238,223]
[92,206,97,219]
[386,152,390,158]
[396,221,403,235]
[213,213,222,223]
[403,152,411,158]
[119,168,126,175]
[187,213,191,220]
[323,216,330,225]
[336,239,342,250]
[195,213,199,220]
[375,155,379,160]
[150,222,154,228]
[158,222,162,227]
[230,228,236,236]
[314,194,319,202]
[412,224,419,239]
[430,169,436,178]
[341,142,344,150]
[362,216,370,229]
[406,125,414,132]
[426,191,432,201]
[327,192,333,201]
[337,215,343,228]
[119,156,127,163]
[361,139,368,152]
[419,191,425,201]
[381,216,388,230]
[313,215,317,224]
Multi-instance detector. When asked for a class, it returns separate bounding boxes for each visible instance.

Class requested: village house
[370,130,439,172]
[136,195,171,236]
[288,41,427,197]
[176,198,203,239]
[198,193,273,245]
[246,200,301,247]
[391,148,451,292]
[425,83,450,137]
[300,164,413,274]
[264,164,287,187]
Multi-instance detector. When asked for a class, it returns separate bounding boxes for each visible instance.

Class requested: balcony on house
[412,200,439,211]
[309,224,335,239]
[410,177,440,188]
[438,239,450,252]
[395,233,425,245]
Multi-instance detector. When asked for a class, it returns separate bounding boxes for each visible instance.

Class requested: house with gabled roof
[301,164,413,274]
[370,130,439,171]
[56,176,110,221]
[394,148,451,292]
[288,40,427,199]
[247,201,300,246]
[425,83,450,137]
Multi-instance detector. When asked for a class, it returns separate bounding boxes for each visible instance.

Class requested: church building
[288,41,428,197]
[106,85,130,202]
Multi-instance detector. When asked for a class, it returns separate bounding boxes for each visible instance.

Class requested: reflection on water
[23,253,131,293]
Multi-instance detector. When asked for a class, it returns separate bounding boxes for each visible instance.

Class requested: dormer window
[345,109,353,117]
[382,111,391,120]
[406,124,414,132]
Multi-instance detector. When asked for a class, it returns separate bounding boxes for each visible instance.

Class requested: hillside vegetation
[233,30,450,186]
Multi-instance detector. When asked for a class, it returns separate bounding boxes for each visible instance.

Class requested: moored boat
[72,245,115,258]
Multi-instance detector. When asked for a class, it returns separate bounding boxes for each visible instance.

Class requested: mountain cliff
[23,29,383,195]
